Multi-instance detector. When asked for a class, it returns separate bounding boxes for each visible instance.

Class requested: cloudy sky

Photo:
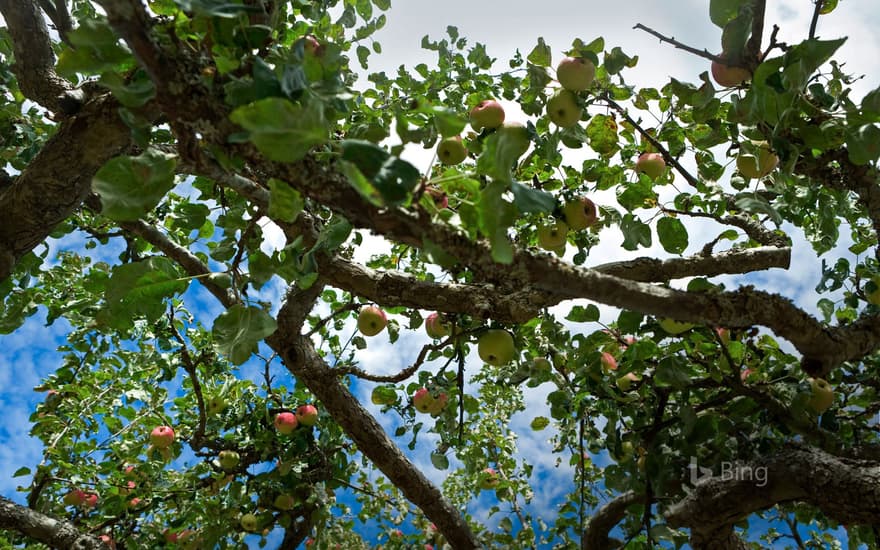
[2,0,879,548]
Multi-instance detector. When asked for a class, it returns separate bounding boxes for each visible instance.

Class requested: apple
[470,99,505,130]
[546,89,582,128]
[556,56,595,91]
[536,219,569,250]
[737,141,779,179]
[296,404,319,427]
[413,388,435,414]
[658,318,695,335]
[711,57,751,87]
[425,312,451,339]
[635,152,666,180]
[302,35,323,57]
[562,196,599,231]
[478,467,499,490]
[425,186,448,209]
[740,368,753,382]
[218,450,240,471]
[100,534,116,549]
[371,386,397,406]
[715,327,731,345]
[274,411,298,434]
[496,122,530,158]
[426,392,448,415]
[150,425,174,449]
[357,305,387,337]
[273,494,296,511]
[867,277,880,305]
[147,444,172,462]
[436,136,467,165]
[240,513,259,532]
[477,329,516,366]
[128,497,142,507]
[64,489,86,507]
[82,492,99,508]
[600,352,618,372]
[618,441,634,462]
[206,395,226,416]
[532,357,552,373]
[807,378,834,414]
[616,372,639,391]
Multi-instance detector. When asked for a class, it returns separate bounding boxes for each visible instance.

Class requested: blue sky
[3,0,880,548]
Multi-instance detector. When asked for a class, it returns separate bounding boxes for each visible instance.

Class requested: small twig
[168,311,208,447]
[809,0,825,40]
[633,23,724,63]
[305,301,360,337]
[783,514,807,550]
[334,337,455,382]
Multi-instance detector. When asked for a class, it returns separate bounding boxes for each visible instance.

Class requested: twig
[633,23,724,63]
[809,0,825,40]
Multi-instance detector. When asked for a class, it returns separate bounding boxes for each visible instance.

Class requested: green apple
[496,122,530,158]
[531,357,552,373]
[357,305,387,337]
[616,372,639,391]
[478,329,516,366]
[425,312,450,339]
[478,467,500,490]
[867,277,880,305]
[240,513,259,532]
[436,136,467,165]
[206,395,226,416]
[536,219,569,250]
[562,196,598,231]
[618,441,634,461]
[296,404,319,427]
[426,392,448,415]
[807,378,834,413]
[556,56,595,91]
[635,152,666,180]
[736,141,779,179]
[412,387,435,413]
[273,494,295,511]
[711,57,751,87]
[658,318,694,335]
[218,450,240,471]
[470,99,505,130]
[546,89,582,128]
[371,386,397,406]
[274,411,298,434]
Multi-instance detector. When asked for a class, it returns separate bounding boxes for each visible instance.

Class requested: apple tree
[1,0,879,548]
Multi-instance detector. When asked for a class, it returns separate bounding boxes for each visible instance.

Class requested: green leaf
[509,181,555,214]
[103,257,188,325]
[617,310,644,334]
[585,114,618,156]
[710,0,746,27]
[430,452,449,470]
[312,215,353,255]
[734,194,783,226]
[92,149,177,221]
[212,305,278,365]
[846,124,880,165]
[99,71,155,108]
[478,181,517,264]
[477,127,531,184]
[655,356,698,389]
[229,97,327,163]
[12,467,31,477]
[527,37,552,67]
[620,214,652,250]
[721,11,753,54]
[603,47,638,75]
[530,416,550,431]
[566,304,600,323]
[657,217,689,254]
[340,140,420,206]
[56,18,132,76]
[268,179,304,223]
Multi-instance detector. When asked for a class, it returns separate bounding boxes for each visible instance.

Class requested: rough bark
[0,495,105,549]
[581,490,640,550]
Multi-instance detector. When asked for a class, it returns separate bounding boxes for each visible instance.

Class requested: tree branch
[632,24,724,64]
[0,495,105,549]
[581,490,640,550]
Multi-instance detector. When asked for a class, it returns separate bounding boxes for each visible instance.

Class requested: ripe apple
[436,136,467,165]
[273,494,295,511]
[470,99,505,130]
[240,513,259,532]
[546,89,582,128]
[150,425,174,449]
[496,122,530,158]
[357,305,387,337]
[658,318,694,335]
[616,372,639,391]
[302,35,323,57]
[536,219,569,250]
[478,467,500,490]
[274,411,298,434]
[82,492,99,508]
[867,277,880,305]
[206,396,227,416]
[100,534,116,549]
[807,378,834,413]
[218,450,240,471]
[64,489,86,507]
[562,196,598,231]
[740,368,753,382]
[556,56,595,91]
[296,404,319,427]
[600,352,618,372]
[635,152,666,180]
[426,392,448,415]
[711,57,751,87]
[413,388,435,414]
[737,141,779,179]
[477,329,516,366]
[425,312,450,339]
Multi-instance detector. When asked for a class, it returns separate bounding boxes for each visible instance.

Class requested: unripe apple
[426,392,448,415]
[546,89,582,128]
[536,219,569,250]
[218,450,240,471]
[147,444,173,462]
[357,305,387,337]
[616,372,639,391]
[477,329,516,366]
[371,386,397,406]
[274,411,298,434]
[425,312,450,339]
[412,388,435,413]
[562,196,598,231]
[711,57,751,87]
[150,425,175,449]
[496,122,531,159]
[807,378,834,414]
[478,467,500,490]
[658,318,694,335]
[436,136,467,165]
[600,352,618,372]
[206,396,227,416]
[531,357,552,373]
[302,35,323,57]
[736,141,779,179]
[635,152,666,180]
[273,494,296,510]
[240,513,259,532]
[296,404,319,427]
[556,56,595,91]
[470,99,505,130]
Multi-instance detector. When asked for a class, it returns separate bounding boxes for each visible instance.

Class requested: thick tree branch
[594,246,790,282]
[581,490,640,550]
[666,443,880,548]
[0,495,105,549]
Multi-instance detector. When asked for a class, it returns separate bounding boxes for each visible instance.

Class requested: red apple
[470,99,505,130]
[425,312,451,339]
[150,426,175,449]
[556,56,595,91]
[63,489,86,507]
[274,411,298,434]
[562,196,598,231]
[601,352,618,372]
[478,467,500,490]
[711,57,751,87]
[296,404,319,427]
[358,305,387,337]
[413,388,435,414]
[426,392,448,415]
[635,152,666,180]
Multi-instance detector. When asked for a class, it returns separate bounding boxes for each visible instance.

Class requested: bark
[0,495,106,549]
[581,490,640,550]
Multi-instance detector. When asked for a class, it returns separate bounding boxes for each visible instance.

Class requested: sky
[2,0,880,548]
